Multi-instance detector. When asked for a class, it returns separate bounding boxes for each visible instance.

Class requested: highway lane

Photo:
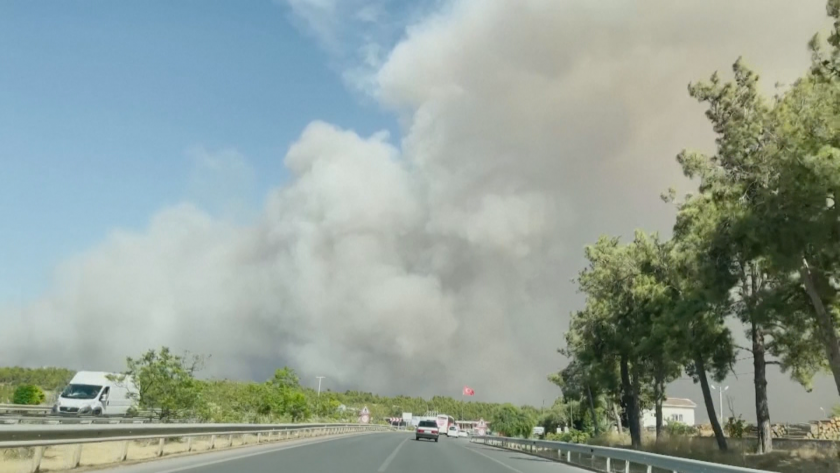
[89,432,587,473]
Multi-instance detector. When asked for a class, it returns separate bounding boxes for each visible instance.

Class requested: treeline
[329,391,524,423]
[555,2,840,455]
[0,367,75,391]
[121,348,538,423]
[0,348,536,426]
[0,367,75,404]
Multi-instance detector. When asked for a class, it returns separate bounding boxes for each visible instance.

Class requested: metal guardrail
[0,403,157,417]
[1,422,388,472]
[471,435,772,473]
[2,416,152,425]
[0,404,52,414]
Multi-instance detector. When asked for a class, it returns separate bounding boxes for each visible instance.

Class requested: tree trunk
[752,322,773,454]
[587,385,600,436]
[799,260,840,396]
[695,353,728,451]
[620,355,641,448]
[570,404,575,430]
[654,375,664,443]
[630,367,643,446]
[611,400,623,435]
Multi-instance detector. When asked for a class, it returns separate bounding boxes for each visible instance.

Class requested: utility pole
[316,376,326,396]
[710,385,729,425]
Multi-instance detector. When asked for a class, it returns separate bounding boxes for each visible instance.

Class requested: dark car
[415,420,439,442]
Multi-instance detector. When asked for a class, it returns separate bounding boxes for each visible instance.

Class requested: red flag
[463,386,475,396]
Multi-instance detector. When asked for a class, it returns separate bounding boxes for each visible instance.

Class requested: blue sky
[0,0,399,302]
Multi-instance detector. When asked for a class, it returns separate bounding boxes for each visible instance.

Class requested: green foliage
[676,58,833,393]
[271,367,300,390]
[112,347,205,422]
[310,392,341,418]
[0,367,75,404]
[561,232,710,447]
[329,390,507,422]
[284,391,311,422]
[725,416,747,439]
[196,380,277,423]
[546,429,590,443]
[0,355,531,425]
[0,367,75,392]
[664,421,698,437]
[555,5,840,454]
[537,408,567,437]
[12,384,45,405]
[0,367,75,389]
[0,385,15,403]
[675,38,840,397]
[491,404,535,438]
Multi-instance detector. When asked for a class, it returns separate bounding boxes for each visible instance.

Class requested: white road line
[153,432,379,473]
[461,443,526,473]
[377,437,409,472]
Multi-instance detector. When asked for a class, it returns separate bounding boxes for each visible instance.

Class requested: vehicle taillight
[418,429,424,433]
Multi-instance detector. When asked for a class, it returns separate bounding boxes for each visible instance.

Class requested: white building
[641,398,697,427]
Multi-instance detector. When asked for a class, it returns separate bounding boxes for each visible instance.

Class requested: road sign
[358,406,370,424]
[402,412,412,422]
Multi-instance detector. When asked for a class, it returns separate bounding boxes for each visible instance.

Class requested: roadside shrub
[724,416,747,439]
[546,429,590,443]
[12,384,45,405]
[664,421,697,437]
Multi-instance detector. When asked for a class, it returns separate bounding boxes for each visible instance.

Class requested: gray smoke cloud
[1,0,834,421]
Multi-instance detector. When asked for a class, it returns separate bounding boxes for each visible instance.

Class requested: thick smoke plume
[0,0,830,410]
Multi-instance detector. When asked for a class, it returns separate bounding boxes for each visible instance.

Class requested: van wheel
[92,408,102,416]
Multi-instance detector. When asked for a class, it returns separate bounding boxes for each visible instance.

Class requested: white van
[53,371,138,416]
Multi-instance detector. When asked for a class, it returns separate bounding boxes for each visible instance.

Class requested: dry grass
[586,432,840,473]
[0,431,309,473]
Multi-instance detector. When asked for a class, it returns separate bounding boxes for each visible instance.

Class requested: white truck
[53,371,138,416]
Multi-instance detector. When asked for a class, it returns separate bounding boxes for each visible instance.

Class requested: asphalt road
[89,432,589,473]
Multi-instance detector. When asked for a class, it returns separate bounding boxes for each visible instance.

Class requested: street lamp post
[316,376,326,396]
[710,385,729,425]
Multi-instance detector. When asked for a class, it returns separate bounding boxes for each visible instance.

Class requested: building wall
[641,406,696,427]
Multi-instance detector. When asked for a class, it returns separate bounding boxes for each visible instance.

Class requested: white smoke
[1,0,831,409]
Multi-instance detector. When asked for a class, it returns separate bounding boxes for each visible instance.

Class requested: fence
[0,422,388,472]
[471,435,772,473]
[0,405,52,415]
[0,403,157,419]
[1,416,152,426]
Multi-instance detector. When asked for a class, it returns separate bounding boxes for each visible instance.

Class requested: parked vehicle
[53,371,137,416]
